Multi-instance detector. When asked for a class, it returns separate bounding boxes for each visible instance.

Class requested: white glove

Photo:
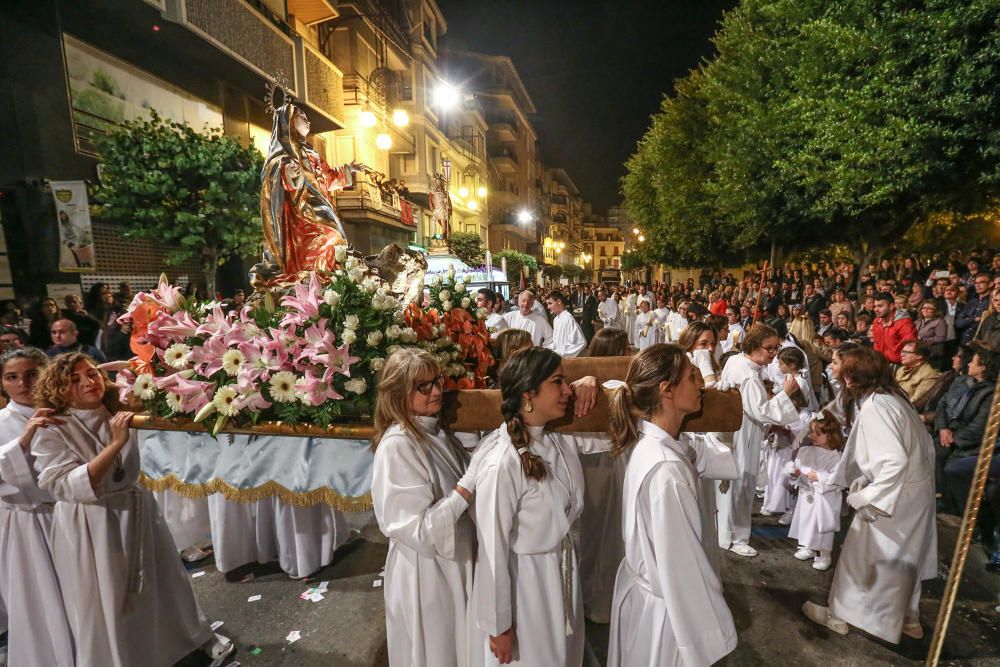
[692,348,715,378]
[848,476,869,494]
[846,491,868,510]
[457,445,488,494]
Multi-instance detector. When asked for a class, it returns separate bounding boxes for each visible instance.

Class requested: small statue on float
[428,172,452,243]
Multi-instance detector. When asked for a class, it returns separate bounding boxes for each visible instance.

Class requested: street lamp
[432,82,461,111]
[375,132,392,150]
[360,110,377,128]
[477,186,488,198]
[391,109,409,127]
[517,209,533,225]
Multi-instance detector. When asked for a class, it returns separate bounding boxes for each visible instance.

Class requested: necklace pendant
[112,468,126,483]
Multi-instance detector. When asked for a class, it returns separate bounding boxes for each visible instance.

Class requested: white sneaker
[794,547,816,561]
[778,512,793,525]
[813,555,832,571]
[759,509,775,517]
[203,633,235,667]
[729,542,758,557]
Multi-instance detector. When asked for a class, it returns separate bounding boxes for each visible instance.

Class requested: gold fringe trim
[139,472,373,512]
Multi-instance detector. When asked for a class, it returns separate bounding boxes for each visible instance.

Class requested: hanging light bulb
[392,109,409,127]
[375,132,393,150]
[477,186,488,198]
[360,110,377,128]
[459,186,469,198]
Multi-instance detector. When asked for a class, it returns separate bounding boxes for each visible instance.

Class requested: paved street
[180,504,1000,667]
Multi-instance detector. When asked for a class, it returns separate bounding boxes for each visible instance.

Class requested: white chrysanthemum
[367,330,384,346]
[385,324,401,340]
[323,289,341,306]
[400,328,417,343]
[344,315,360,330]
[221,348,245,376]
[442,300,453,312]
[348,267,365,283]
[438,290,452,302]
[461,297,471,309]
[132,373,156,400]
[269,371,298,403]
[344,378,367,394]
[345,257,359,271]
[213,386,240,417]
[341,329,357,345]
[165,391,184,412]
[164,343,192,370]
[362,276,379,293]
[370,357,385,372]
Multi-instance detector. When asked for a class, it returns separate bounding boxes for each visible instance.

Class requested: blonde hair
[33,352,120,413]
[371,348,442,452]
[788,315,817,343]
[493,328,533,364]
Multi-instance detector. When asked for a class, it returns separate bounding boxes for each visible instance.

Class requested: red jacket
[872,311,918,363]
[709,299,728,316]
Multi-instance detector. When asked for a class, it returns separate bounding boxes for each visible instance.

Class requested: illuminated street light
[375,132,392,150]
[632,227,640,235]
[477,186,488,198]
[360,110,377,128]
[459,186,469,198]
[517,209,533,224]
[638,235,645,243]
[433,82,461,110]
[468,200,479,210]
[391,109,409,127]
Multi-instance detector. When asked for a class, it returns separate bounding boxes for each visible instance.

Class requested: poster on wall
[50,180,96,272]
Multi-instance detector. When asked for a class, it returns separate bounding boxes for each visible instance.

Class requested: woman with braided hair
[470,347,606,666]
[606,344,738,667]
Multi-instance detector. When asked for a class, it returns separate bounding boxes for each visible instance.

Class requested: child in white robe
[0,348,74,667]
[634,300,657,352]
[652,296,671,345]
[31,353,232,667]
[785,410,845,571]
[371,348,478,667]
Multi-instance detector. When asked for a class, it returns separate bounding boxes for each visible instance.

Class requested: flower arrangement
[422,265,495,388]
[116,253,480,434]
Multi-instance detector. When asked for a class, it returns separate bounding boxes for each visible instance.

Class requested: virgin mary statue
[259,100,359,275]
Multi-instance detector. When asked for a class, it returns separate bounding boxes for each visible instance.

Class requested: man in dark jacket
[957,273,993,343]
[803,283,827,325]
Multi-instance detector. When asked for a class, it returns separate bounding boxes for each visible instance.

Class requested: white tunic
[503,311,554,347]
[721,323,745,353]
[608,421,738,667]
[598,299,620,329]
[0,402,74,667]
[715,354,799,548]
[32,407,214,667]
[372,416,474,667]
[652,308,671,344]
[665,312,689,343]
[634,311,657,351]
[827,393,938,644]
[624,295,638,344]
[547,310,587,357]
[470,424,610,667]
[486,312,509,339]
[785,445,842,552]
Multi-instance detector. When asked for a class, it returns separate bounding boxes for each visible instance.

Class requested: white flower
[442,300,453,312]
[461,297,471,309]
[385,324,402,340]
[439,290,452,302]
[387,345,402,356]
[323,289,341,306]
[370,357,385,372]
[366,330,384,346]
[345,256,359,271]
[165,391,184,412]
[269,371,298,403]
[437,352,451,365]
[344,315,360,330]
[212,386,240,417]
[334,245,348,263]
[341,329,357,345]
[362,276,379,293]
[400,328,417,343]
[476,307,488,320]
[132,373,156,400]
[447,265,456,280]
[428,274,441,286]
[344,377,367,394]
[221,349,245,376]
[348,267,365,283]
[164,343,192,370]
[448,363,465,376]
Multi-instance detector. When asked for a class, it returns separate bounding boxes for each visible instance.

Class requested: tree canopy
[623,0,1000,271]
[93,112,264,296]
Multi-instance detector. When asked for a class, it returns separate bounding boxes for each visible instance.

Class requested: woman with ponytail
[607,344,738,667]
[371,348,479,666]
[470,347,606,666]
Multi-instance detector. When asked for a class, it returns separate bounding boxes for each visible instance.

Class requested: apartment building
[542,168,582,267]
[581,211,625,283]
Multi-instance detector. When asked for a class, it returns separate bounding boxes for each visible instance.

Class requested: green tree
[561,264,584,282]
[494,250,538,286]
[92,112,264,296]
[448,231,485,266]
[542,265,564,282]
[619,250,648,272]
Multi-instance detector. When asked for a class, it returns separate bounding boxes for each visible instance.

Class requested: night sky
[438,0,739,214]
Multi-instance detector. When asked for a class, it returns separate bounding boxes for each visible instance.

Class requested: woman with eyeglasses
[715,324,800,558]
[470,347,605,666]
[371,347,479,667]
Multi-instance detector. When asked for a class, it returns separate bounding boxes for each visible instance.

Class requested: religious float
[112,79,741,510]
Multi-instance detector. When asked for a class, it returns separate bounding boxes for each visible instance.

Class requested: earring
[524,401,533,413]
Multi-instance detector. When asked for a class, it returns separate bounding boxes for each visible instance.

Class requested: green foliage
[92,112,264,295]
[494,250,538,285]
[623,0,1000,273]
[448,231,485,266]
[542,265,563,281]
[619,250,649,272]
[561,264,584,281]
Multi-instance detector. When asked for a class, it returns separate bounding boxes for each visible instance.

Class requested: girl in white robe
[652,297,671,345]
[607,344,738,666]
[470,347,608,666]
[30,353,231,667]
[785,411,844,571]
[715,325,800,557]
[371,348,478,667]
[803,346,937,643]
[0,348,74,667]
[634,301,656,352]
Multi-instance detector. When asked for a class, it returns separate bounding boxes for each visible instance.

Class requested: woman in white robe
[652,296,671,345]
[607,344,738,666]
[371,348,478,667]
[634,301,657,352]
[0,348,74,667]
[470,347,606,666]
[624,291,638,344]
[715,323,800,557]
[31,353,231,667]
[598,291,620,331]
[803,346,938,643]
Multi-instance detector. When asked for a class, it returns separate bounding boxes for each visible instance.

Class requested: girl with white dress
[633,300,657,352]
[470,347,606,666]
[371,348,478,667]
[0,348,74,667]
[31,353,232,667]
[652,296,671,345]
[607,344,738,666]
[803,346,937,643]
[785,410,844,571]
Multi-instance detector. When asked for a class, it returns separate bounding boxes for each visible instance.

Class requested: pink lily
[195,305,232,338]
[191,336,228,377]
[169,376,215,413]
[235,391,272,411]
[302,318,335,351]
[314,341,360,378]
[114,369,136,404]
[151,310,199,341]
[224,320,259,348]
[279,273,322,325]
